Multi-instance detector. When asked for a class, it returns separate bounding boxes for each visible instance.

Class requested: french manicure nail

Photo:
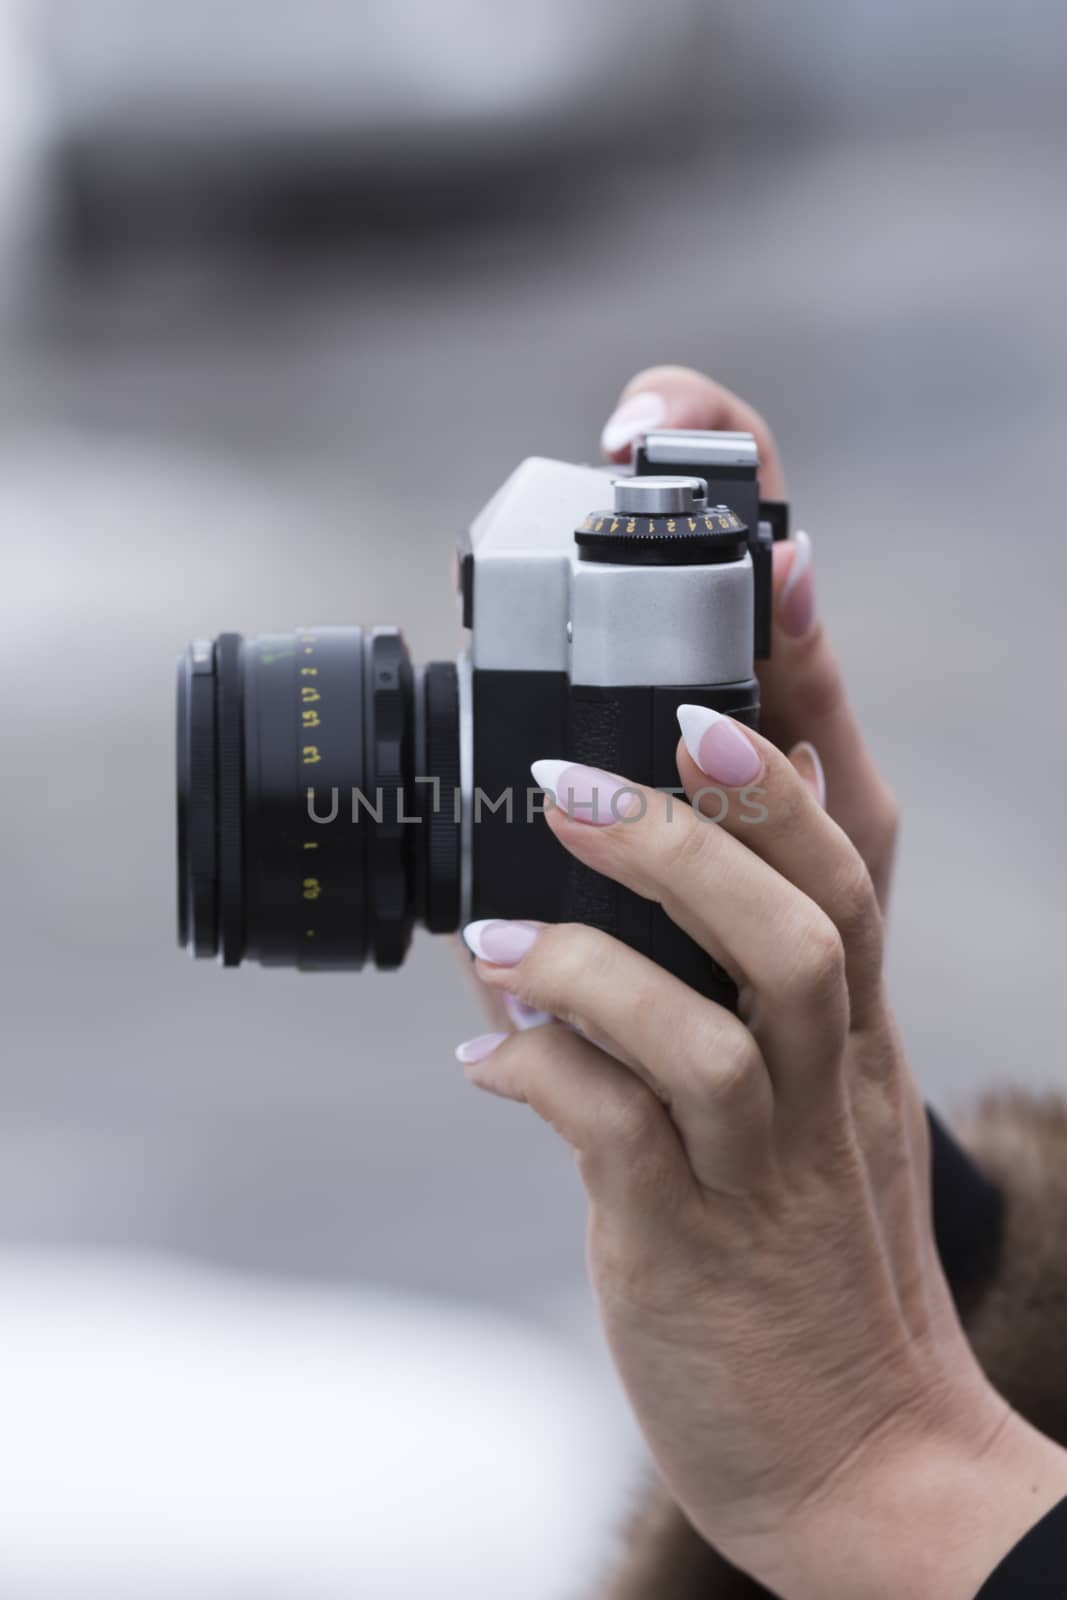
[676,705,762,787]
[789,741,827,808]
[779,530,816,639]
[463,919,541,965]
[504,993,552,1031]
[454,1032,508,1064]
[600,391,667,457]
[530,759,641,826]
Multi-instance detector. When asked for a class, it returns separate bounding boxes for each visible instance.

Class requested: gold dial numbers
[299,636,324,944]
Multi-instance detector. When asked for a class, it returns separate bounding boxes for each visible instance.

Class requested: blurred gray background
[1,0,1066,1593]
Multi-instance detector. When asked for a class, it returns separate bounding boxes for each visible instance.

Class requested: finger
[453,934,552,1033]
[454,1022,696,1218]
[598,369,897,905]
[599,365,786,498]
[502,992,553,1031]
[529,761,849,1113]
[452,933,514,1031]
[789,740,826,807]
[463,919,774,1192]
[757,533,899,910]
[673,709,883,1026]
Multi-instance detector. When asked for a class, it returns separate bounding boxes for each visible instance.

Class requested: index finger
[601,365,787,499]
[600,365,897,909]
[758,539,900,910]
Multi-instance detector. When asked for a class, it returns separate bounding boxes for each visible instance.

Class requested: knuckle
[578,1081,670,1208]
[678,1022,764,1115]
[608,796,712,901]
[831,855,880,947]
[782,910,847,1006]
[710,1032,765,1106]
[531,922,613,994]
[600,1078,666,1166]
[765,759,808,831]
[656,804,714,881]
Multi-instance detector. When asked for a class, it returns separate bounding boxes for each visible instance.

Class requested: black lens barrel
[176,628,460,970]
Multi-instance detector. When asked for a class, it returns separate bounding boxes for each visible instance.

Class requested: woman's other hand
[602,365,899,910]
[455,728,1067,1600]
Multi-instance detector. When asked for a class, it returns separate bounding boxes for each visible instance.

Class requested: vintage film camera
[176,430,788,1005]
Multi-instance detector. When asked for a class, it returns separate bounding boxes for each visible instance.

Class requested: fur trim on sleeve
[956,1092,1067,1444]
[589,1480,769,1600]
[589,1092,1067,1600]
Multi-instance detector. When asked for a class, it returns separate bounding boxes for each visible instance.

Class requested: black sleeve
[975,1495,1067,1598]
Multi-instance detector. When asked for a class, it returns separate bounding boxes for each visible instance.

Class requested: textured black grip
[566,680,759,1009]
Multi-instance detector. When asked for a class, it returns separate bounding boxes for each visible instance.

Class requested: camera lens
[176,627,461,969]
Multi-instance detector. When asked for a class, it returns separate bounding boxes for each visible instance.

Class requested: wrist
[740,1390,1067,1600]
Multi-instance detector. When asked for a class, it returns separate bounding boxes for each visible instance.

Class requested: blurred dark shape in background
[39,0,716,251]
[6,0,1066,261]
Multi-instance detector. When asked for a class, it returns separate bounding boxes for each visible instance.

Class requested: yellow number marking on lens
[303,878,321,900]
[302,746,321,764]
[302,710,320,729]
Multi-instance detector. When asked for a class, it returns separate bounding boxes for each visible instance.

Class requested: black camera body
[176,429,788,1006]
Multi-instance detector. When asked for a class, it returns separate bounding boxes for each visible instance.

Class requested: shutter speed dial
[575,474,748,566]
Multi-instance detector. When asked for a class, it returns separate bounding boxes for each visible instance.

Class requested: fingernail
[454,1032,508,1064]
[789,740,826,807]
[504,993,552,1031]
[676,706,762,787]
[530,759,641,826]
[779,530,816,639]
[600,391,667,458]
[463,919,541,965]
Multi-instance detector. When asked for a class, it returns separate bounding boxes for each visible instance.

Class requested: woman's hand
[454,727,1067,1600]
[602,364,899,910]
